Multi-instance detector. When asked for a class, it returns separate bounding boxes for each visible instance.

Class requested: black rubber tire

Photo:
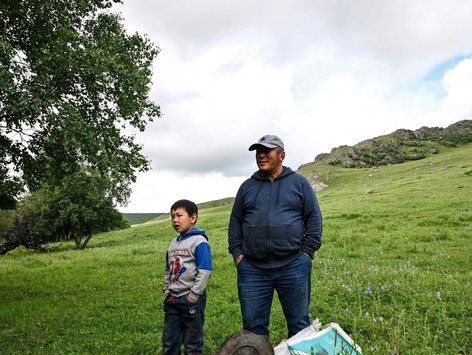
[215,330,274,355]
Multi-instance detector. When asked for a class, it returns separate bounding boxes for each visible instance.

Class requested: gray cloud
[120,0,472,69]
[121,0,472,178]
[116,0,472,211]
[153,149,255,177]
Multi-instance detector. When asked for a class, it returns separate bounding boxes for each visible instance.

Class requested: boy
[162,199,212,355]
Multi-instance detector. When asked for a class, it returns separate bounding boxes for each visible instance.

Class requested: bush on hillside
[0,170,129,255]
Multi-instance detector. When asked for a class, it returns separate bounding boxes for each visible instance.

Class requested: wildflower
[380,283,387,291]
[364,287,373,296]
[435,291,441,300]
[345,307,350,312]
[378,316,384,322]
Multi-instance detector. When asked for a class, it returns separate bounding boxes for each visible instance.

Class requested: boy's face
[170,208,197,234]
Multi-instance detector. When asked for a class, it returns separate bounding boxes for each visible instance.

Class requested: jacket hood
[177,226,208,242]
[251,166,295,181]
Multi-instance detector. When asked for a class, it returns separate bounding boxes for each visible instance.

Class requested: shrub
[0,170,129,254]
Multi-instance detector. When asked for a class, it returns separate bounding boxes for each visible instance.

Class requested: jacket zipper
[267,179,273,268]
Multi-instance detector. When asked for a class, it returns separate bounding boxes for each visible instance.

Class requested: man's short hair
[170,199,198,216]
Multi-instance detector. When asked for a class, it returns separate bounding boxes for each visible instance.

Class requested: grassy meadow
[1,144,471,354]
[122,213,166,226]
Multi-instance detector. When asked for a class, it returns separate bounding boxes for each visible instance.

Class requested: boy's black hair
[170,199,198,216]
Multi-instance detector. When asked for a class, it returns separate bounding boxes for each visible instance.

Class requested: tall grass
[1,144,471,354]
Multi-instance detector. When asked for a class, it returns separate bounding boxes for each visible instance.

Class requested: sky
[116,0,472,213]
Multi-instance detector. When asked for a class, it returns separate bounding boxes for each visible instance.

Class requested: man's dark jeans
[237,253,312,338]
[162,292,206,355]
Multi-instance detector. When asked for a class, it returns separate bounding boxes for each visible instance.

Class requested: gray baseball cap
[248,134,285,151]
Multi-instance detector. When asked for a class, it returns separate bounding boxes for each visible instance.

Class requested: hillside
[122,213,166,225]
[313,119,471,168]
[147,197,235,223]
[0,144,471,354]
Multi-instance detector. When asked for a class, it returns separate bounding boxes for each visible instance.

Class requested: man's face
[170,208,197,234]
[256,147,285,175]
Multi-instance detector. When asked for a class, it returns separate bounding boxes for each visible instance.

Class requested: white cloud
[139,36,300,175]
[441,58,472,116]
[123,170,248,213]
[119,0,472,72]
[117,0,472,212]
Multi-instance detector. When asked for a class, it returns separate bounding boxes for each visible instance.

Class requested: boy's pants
[237,253,312,338]
[162,292,206,355]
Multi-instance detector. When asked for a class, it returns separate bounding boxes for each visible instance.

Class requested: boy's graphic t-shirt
[169,257,186,281]
[165,227,212,300]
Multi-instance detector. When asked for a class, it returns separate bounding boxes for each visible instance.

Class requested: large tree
[0,0,160,204]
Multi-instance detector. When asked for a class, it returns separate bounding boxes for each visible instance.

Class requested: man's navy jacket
[228,166,322,269]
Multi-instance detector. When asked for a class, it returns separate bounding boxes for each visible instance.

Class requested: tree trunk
[79,235,92,250]
[74,235,81,249]
[0,239,20,255]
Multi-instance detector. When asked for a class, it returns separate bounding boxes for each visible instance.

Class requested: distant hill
[122,213,165,225]
[197,197,235,209]
[313,119,471,168]
[146,197,236,223]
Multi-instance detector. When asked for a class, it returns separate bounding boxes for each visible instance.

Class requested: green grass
[122,213,165,225]
[1,144,471,354]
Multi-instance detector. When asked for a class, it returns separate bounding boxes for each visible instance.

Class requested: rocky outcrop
[315,120,472,168]
[314,153,330,162]
[305,175,328,192]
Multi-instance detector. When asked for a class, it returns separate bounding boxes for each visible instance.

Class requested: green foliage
[0,144,471,353]
[2,169,129,252]
[0,193,51,253]
[0,209,14,238]
[0,164,21,209]
[37,169,130,249]
[0,0,160,204]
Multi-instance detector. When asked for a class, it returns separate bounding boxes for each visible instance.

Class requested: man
[228,134,322,338]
